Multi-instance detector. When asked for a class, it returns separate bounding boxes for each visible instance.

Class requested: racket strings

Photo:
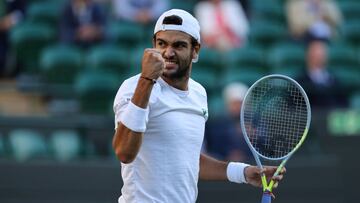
[243,78,308,159]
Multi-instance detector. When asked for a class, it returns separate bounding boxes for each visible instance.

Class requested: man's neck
[161,75,189,91]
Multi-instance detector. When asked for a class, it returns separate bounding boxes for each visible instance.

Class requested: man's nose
[163,47,175,58]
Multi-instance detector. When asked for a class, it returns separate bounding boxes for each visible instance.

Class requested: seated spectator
[205,82,252,162]
[0,0,26,77]
[296,40,347,109]
[112,0,169,25]
[286,0,342,42]
[60,0,106,48]
[237,0,251,19]
[194,0,249,51]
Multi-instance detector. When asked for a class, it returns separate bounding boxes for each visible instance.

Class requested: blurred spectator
[194,0,249,51]
[0,0,26,77]
[205,82,251,162]
[60,0,106,48]
[286,0,342,42]
[296,40,347,109]
[112,0,169,25]
[237,0,251,19]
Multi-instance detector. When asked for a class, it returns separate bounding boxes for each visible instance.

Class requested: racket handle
[261,191,272,203]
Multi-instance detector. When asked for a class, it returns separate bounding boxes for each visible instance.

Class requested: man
[0,0,25,77]
[296,39,346,108]
[60,0,106,48]
[205,82,252,162]
[113,9,285,203]
[194,0,249,51]
[286,0,342,42]
[112,0,169,25]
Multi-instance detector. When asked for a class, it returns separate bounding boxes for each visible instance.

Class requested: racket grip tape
[261,191,272,203]
[267,165,284,192]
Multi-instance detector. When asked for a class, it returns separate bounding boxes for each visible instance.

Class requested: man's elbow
[114,147,136,164]
[112,124,141,164]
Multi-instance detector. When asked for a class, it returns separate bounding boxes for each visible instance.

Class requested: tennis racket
[240,74,311,203]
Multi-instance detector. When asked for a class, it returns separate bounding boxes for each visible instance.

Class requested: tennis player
[113,9,285,203]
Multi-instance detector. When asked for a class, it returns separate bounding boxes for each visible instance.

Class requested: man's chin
[162,65,190,79]
[162,69,177,77]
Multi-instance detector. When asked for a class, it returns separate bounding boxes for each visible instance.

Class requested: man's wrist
[140,75,157,84]
[226,162,250,184]
[119,101,149,133]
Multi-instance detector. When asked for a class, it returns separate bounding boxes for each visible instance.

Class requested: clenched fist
[141,48,165,80]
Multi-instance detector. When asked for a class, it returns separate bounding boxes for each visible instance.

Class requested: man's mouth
[165,61,177,68]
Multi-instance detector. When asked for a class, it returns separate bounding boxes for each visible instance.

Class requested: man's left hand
[244,166,286,188]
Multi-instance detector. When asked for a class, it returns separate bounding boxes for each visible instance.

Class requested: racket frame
[240,74,311,193]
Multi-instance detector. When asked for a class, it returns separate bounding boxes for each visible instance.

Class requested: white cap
[154,9,201,44]
[223,82,249,103]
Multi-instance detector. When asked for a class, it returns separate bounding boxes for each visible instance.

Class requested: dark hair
[162,15,183,25]
[153,15,199,48]
[153,34,199,49]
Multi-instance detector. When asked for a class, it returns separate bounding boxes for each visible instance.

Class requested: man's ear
[192,44,201,63]
[152,35,156,47]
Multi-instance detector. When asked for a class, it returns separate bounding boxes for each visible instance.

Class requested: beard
[162,53,193,79]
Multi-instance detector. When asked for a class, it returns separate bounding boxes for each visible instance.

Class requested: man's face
[154,30,199,79]
[227,100,242,119]
[307,41,327,70]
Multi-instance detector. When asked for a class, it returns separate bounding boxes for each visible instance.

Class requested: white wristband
[120,101,148,133]
[227,162,250,184]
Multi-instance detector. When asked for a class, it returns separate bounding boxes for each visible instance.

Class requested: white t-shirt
[113,74,208,203]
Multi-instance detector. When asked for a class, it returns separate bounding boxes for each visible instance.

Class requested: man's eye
[175,43,187,49]
[157,42,164,47]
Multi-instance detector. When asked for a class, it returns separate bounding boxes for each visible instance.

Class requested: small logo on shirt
[202,108,208,120]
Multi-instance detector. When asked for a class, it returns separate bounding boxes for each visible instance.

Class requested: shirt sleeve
[113,76,150,129]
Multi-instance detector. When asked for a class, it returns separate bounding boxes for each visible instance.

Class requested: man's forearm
[113,123,143,163]
[112,77,154,163]
[132,77,155,108]
[199,153,250,184]
[199,153,228,180]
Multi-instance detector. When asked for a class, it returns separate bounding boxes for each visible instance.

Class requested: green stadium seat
[252,2,286,25]
[170,0,195,13]
[75,70,119,114]
[330,68,360,94]
[191,67,218,96]
[331,66,360,76]
[271,68,302,79]
[350,92,360,109]
[49,130,82,161]
[129,46,146,76]
[107,21,144,48]
[8,129,48,161]
[27,1,62,28]
[83,137,96,158]
[267,42,305,75]
[40,44,84,85]
[225,45,267,73]
[195,47,224,72]
[86,45,130,78]
[227,64,268,75]
[328,43,359,68]
[10,22,56,73]
[342,20,360,45]
[208,92,225,117]
[249,22,287,48]
[222,68,265,87]
[28,0,66,4]
[339,1,360,21]
[0,133,5,157]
